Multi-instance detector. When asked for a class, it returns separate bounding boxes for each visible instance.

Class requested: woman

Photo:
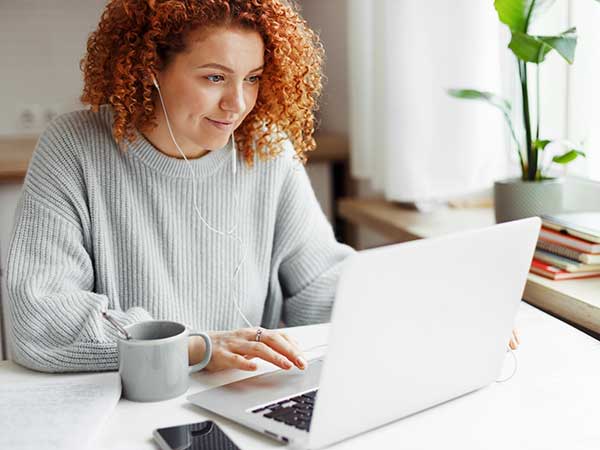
[6,0,354,373]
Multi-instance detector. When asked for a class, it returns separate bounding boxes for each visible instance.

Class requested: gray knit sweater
[6,105,354,373]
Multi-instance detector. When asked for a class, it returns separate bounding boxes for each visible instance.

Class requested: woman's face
[154,26,265,155]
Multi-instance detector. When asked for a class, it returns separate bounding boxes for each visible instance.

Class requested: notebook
[541,212,600,243]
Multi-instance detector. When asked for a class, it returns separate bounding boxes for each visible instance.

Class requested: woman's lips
[206,118,234,130]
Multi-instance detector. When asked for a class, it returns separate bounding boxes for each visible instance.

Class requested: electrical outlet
[18,107,36,130]
[42,106,59,126]
[16,104,43,132]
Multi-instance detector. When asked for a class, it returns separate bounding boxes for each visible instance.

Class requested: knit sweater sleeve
[6,120,152,373]
[274,159,355,327]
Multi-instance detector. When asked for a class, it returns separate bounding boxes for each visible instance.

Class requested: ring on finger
[255,327,263,343]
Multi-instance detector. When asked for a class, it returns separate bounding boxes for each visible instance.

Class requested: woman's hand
[189,327,307,373]
[508,329,520,350]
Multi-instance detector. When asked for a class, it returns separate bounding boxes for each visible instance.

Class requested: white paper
[0,369,121,450]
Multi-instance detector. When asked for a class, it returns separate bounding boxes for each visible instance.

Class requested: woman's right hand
[189,327,307,373]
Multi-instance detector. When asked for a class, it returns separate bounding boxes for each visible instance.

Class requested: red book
[530,258,600,280]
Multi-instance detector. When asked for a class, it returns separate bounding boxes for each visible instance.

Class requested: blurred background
[2,0,600,358]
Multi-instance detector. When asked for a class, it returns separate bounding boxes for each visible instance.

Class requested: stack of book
[532,212,600,280]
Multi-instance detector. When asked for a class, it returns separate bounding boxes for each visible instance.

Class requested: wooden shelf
[311,133,349,162]
[339,197,494,241]
[0,136,38,183]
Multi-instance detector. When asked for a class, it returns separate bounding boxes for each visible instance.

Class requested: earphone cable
[495,348,518,383]
[154,79,252,329]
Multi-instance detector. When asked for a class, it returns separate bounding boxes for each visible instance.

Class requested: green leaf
[532,139,551,150]
[538,28,577,63]
[509,32,552,62]
[552,149,586,164]
[447,89,511,116]
[509,28,577,64]
[494,0,557,33]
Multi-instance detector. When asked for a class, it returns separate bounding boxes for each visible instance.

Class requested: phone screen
[154,420,242,450]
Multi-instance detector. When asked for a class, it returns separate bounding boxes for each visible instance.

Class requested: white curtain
[348,0,511,203]
[566,0,600,180]
[347,1,600,203]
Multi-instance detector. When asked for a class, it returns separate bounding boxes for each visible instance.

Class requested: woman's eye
[246,75,262,84]
[205,74,261,84]
[206,75,225,83]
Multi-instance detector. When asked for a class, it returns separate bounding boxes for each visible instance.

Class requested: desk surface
[3,303,598,450]
[339,197,600,335]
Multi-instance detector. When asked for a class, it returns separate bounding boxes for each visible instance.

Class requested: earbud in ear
[152,75,159,89]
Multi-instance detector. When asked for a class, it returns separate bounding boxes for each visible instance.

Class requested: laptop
[188,217,540,449]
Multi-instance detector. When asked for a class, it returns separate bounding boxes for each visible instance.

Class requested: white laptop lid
[308,217,540,449]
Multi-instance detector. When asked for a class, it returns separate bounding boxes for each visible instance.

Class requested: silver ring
[255,327,263,342]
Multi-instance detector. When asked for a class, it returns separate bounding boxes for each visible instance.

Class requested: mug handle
[188,331,212,373]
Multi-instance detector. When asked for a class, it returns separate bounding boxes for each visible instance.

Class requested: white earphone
[151,73,250,328]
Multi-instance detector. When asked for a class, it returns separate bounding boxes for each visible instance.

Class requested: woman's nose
[221,85,246,115]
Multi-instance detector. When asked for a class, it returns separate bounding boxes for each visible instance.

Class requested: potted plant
[448,0,594,223]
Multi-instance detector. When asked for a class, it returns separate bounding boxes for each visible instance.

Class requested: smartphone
[153,420,242,450]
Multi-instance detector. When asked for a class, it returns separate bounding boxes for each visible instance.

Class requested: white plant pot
[493,178,564,223]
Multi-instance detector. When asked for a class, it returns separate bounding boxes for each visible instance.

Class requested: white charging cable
[153,75,252,329]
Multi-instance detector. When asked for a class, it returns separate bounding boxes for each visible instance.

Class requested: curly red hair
[80,0,324,165]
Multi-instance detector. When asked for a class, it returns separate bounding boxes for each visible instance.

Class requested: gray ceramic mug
[118,321,212,402]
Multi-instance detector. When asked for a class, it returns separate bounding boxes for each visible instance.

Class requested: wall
[300,0,393,249]
[0,0,105,136]
[298,0,348,135]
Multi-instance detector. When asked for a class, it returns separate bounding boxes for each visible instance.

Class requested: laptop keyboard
[251,389,318,432]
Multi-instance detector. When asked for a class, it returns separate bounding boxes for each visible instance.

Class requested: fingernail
[283,360,293,369]
[296,356,307,369]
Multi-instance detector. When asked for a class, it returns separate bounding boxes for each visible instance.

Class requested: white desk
[3,303,596,450]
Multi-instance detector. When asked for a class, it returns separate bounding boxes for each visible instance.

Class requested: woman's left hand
[508,329,520,350]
